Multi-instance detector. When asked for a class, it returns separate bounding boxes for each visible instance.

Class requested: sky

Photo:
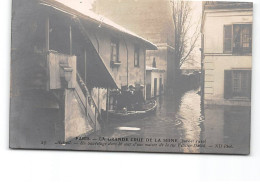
[181,1,202,69]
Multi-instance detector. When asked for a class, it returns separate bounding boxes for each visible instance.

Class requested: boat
[102,99,157,123]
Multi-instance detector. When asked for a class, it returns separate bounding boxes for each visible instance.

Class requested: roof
[203,1,253,10]
[39,0,157,50]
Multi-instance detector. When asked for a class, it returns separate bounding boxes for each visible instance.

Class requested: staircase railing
[76,72,102,129]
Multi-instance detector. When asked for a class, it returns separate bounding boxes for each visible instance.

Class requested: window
[152,57,156,68]
[224,25,232,53]
[110,38,119,63]
[232,70,250,97]
[224,70,251,99]
[223,24,252,54]
[134,47,140,67]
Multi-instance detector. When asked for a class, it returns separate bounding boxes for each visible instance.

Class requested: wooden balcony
[47,50,77,90]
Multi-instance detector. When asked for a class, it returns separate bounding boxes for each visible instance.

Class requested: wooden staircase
[47,51,102,141]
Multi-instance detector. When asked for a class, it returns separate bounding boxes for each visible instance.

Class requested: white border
[1,0,260,184]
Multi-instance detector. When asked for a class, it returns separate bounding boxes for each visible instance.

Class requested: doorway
[154,78,157,97]
[159,78,163,95]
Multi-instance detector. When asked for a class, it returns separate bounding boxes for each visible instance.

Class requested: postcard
[9,0,252,154]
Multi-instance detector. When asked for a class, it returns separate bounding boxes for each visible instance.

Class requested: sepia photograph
[9,0,253,154]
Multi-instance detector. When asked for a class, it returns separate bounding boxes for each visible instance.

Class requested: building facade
[92,0,176,93]
[201,2,253,106]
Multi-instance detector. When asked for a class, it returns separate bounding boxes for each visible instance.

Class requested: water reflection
[174,89,204,153]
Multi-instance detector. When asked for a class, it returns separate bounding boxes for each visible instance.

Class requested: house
[146,66,165,99]
[10,0,156,144]
[201,1,253,106]
[92,0,176,94]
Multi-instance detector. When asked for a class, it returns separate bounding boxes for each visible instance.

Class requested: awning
[75,18,118,89]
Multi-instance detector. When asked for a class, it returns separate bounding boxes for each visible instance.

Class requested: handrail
[73,88,95,127]
[76,72,102,122]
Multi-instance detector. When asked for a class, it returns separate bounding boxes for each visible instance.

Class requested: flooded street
[12,86,250,154]
[101,88,251,154]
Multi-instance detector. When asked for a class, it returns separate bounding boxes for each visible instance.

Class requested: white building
[146,66,165,99]
[201,2,253,106]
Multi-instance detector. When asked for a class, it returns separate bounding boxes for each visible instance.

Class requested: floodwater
[101,88,251,154]
[10,86,250,154]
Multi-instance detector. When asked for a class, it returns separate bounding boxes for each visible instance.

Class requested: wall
[88,29,145,88]
[87,28,146,111]
[204,55,252,100]
[146,70,164,98]
[203,9,252,104]
[203,10,252,54]
[146,46,175,91]
[64,90,94,141]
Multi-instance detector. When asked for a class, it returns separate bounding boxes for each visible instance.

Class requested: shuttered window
[223,24,252,54]
[110,38,119,63]
[224,70,251,99]
[223,25,232,53]
[233,24,252,54]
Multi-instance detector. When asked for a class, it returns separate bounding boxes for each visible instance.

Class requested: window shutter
[247,70,252,99]
[224,25,232,53]
[224,70,233,99]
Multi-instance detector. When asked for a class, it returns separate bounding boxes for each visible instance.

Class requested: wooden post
[98,88,100,112]
[84,49,88,113]
[84,49,87,84]
[46,17,49,51]
[94,108,97,132]
[69,26,72,55]
[123,38,129,86]
[106,88,109,124]
[46,17,50,91]
[144,48,146,100]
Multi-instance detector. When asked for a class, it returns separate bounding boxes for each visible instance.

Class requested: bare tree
[171,0,200,74]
